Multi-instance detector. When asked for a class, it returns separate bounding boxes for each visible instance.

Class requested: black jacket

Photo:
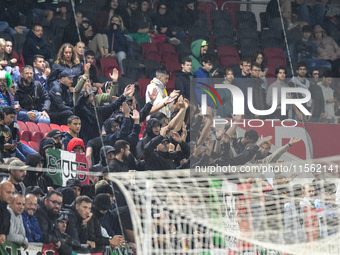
[143,135,190,170]
[23,30,51,65]
[15,78,51,112]
[47,63,82,88]
[49,79,73,112]
[65,203,110,247]
[175,71,191,99]
[108,158,130,173]
[36,200,60,245]
[0,201,11,236]
[75,92,126,145]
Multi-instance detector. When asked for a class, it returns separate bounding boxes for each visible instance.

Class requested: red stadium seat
[32,131,44,143]
[19,130,32,142]
[17,121,28,131]
[25,122,40,133]
[164,61,181,81]
[166,80,175,95]
[217,46,240,68]
[50,124,62,131]
[264,47,287,68]
[138,78,152,99]
[198,0,218,30]
[37,123,51,135]
[221,1,241,29]
[61,125,69,132]
[13,52,25,73]
[28,141,39,152]
[141,42,161,62]
[20,140,29,146]
[100,58,122,78]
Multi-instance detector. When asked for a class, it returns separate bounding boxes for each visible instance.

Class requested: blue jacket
[104,25,127,53]
[22,211,42,242]
[193,67,214,107]
[48,79,73,112]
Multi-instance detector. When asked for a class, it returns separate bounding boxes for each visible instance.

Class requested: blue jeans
[17,111,51,125]
[298,3,325,27]
[15,142,37,162]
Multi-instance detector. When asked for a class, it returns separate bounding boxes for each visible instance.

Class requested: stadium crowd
[0,0,340,253]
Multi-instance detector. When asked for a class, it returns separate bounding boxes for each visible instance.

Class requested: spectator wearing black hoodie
[175,57,192,99]
[143,127,190,170]
[92,146,115,173]
[24,153,53,194]
[56,213,81,255]
[75,84,135,145]
[38,137,56,169]
[66,179,82,198]
[23,24,51,66]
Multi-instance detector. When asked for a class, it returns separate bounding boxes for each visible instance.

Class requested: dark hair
[296,62,307,70]
[45,190,63,200]
[67,115,80,125]
[2,106,16,116]
[31,23,42,31]
[181,57,192,65]
[225,68,234,76]
[104,0,119,10]
[241,58,251,65]
[275,66,286,76]
[151,112,167,121]
[85,50,95,57]
[128,0,138,4]
[33,55,45,63]
[22,65,34,72]
[0,110,4,120]
[75,195,92,205]
[114,140,130,154]
[252,51,265,71]
[323,70,333,78]
[310,67,319,75]
[155,68,169,77]
[244,129,259,141]
[251,62,261,70]
[301,25,312,33]
[201,54,215,65]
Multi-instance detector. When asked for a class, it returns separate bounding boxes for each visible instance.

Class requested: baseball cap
[58,69,76,79]
[201,40,208,47]
[48,129,65,138]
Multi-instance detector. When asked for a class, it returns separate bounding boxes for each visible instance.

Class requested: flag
[46,148,89,186]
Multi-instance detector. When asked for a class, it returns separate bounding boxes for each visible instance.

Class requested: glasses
[49,200,62,206]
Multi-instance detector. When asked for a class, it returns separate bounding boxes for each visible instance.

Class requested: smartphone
[264,68,268,73]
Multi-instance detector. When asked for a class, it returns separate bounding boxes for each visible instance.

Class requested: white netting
[108,161,340,255]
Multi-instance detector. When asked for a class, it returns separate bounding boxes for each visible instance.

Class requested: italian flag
[46,149,89,187]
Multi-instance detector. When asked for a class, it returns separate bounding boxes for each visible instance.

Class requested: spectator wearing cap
[56,213,81,255]
[66,179,82,198]
[38,137,56,168]
[7,194,29,249]
[92,146,115,174]
[22,194,42,242]
[189,39,208,75]
[15,65,51,125]
[25,186,45,199]
[24,153,53,193]
[136,118,162,158]
[62,116,81,150]
[48,69,75,125]
[8,160,28,195]
[48,129,65,150]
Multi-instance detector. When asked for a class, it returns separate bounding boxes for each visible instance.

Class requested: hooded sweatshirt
[189,39,206,75]
[312,25,340,61]
[66,138,85,152]
[136,118,161,158]
[23,30,51,65]
[175,70,191,100]
[92,146,115,173]
[23,153,49,193]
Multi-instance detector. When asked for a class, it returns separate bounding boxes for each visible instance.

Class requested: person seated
[131,0,154,36]
[75,84,134,145]
[47,129,64,150]
[312,25,340,77]
[93,0,121,36]
[66,179,82,198]
[33,55,49,88]
[152,2,184,45]
[62,115,81,150]
[0,70,15,109]
[297,0,329,28]
[23,23,52,66]
[15,65,51,125]
[38,137,56,168]
[74,41,85,65]
[48,69,75,125]
[22,194,42,243]
[120,0,139,33]
[65,195,124,249]
[180,0,200,31]
[250,62,267,112]
[7,194,29,249]
[36,191,64,250]
[103,15,127,74]
[3,40,20,82]
[0,0,29,36]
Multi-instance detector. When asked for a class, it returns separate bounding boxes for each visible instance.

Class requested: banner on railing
[46,148,89,187]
